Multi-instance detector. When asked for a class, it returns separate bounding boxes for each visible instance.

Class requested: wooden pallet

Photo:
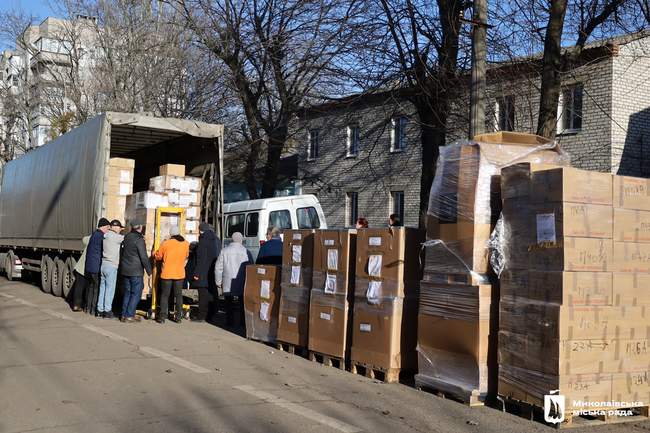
[276,341,307,356]
[308,351,345,370]
[349,361,400,383]
[500,396,650,429]
[414,374,485,407]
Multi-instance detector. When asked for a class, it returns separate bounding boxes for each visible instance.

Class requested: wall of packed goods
[239,131,650,427]
[105,160,203,296]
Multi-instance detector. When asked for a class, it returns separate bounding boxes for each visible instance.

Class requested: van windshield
[269,210,291,230]
[297,206,320,229]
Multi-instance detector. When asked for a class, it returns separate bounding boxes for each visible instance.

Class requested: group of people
[69,217,285,326]
[355,213,402,229]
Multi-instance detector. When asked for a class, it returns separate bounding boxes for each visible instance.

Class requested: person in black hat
[85,217,110,315]
[191,222,221,322]
[119,222,152,322]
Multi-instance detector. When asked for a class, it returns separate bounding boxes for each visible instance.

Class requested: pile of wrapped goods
[308,229,356,366]
[106,158,135,222]
[350,227,424,383]
[497,164,650,418]
[243,265,282,342]
[277,229,315,350]
[419,131,567,404]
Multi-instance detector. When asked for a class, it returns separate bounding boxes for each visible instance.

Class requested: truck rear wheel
[5,251,15,281]
[51,258,65,297]
[41,255,53,294]
[62,257,76,298]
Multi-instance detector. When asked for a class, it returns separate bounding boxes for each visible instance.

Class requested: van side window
[246,212,259,237]
[297,206,320,229]
[226,213,245,237]
[269,210,291,230]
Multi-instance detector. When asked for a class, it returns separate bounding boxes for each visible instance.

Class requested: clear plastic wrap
[243,265,281,343]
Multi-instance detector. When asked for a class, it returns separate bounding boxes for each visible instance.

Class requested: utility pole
[469,0,488,139]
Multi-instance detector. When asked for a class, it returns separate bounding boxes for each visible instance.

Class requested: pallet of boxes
[350,227,424,383]
[497,164,650,426]
[243,264,282,342]
[276,229,315,354]
[106,158,135,222]
[307,229,356,369]
[419,131,567,405]
[124,164,203,297]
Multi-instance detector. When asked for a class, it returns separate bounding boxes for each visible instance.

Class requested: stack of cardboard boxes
[308,229,356,364]
[498,165,650,413]
[243,265,282,342]
[106,158,135,222]
[350,227,423,382]
[277,229,315,349]
[420,132,566,403]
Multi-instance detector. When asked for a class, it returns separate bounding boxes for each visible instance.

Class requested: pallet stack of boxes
[277,229,315,351]
[106,158,135,222]
[497,165,650,416]
[350,227,424,382]
[243,265,282,342]
[419,132,566,403]
[308,229,356,367]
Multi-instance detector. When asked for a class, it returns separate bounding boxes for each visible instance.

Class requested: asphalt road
[1,277,649,433]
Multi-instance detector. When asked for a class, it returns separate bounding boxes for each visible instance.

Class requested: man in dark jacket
[256,226,283,265]
[119,224,152,322]
[192,222,221,322]
[85,217,110,316]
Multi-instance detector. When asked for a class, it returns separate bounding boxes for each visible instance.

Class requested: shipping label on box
[614,208,650,243]
[532,202,613,242]
[614,175,650,211]
[613,242,650,272]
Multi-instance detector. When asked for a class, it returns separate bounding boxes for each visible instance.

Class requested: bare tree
[172,0,367,199]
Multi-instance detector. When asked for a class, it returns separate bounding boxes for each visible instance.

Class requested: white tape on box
[288,316,297,324]
[324,239,334,246]
[293,233,302,240]
[260,280,271,299]
[257,267,266,275]
[292,245,302,263]
[369,236,382,246]
[366,281,382,304]
[327,249,338,271]
[360,323,371,332]
[368,255,382,277]
[290,266,301,285]
[260,302,270,322]
[320,312,331,321]
[324,273,337,294]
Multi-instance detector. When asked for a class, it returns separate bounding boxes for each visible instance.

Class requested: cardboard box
[501,270,613,306]
[613,175,650,210]
[529,237,612,272]
[159,164,185,177]
[614,208,650,243]
[613,242,650,272]
[277,293,311,347]
[243,265,281,342]
[531,202,613,240]
[531,167,612,205]
[149,175,201,193]
[499,301,650,340]
[351,297,418,370]
[613,273,650,306]
[109,157,135,169]
[125,192,169,217]
[308,230,356,359]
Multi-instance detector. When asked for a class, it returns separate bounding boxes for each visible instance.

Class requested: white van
[223,194,327,259]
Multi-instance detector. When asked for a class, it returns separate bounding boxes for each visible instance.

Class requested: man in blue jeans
[119,223,152,322]
[97,220,125,318]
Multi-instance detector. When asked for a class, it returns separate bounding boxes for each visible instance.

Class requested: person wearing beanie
[191,222,222,323]
[154,226,189,324]
[215,231,253,326]
[119,223,152,323]
[84,217,111,315]
[97,220,124,319]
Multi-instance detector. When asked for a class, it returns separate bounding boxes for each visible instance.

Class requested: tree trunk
[244,135,261,200]
[536,0,568,139]
[416,102,443,229]
[261,126,288,198]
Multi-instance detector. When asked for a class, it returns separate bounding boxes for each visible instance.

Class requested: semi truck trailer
[0,112,224,297]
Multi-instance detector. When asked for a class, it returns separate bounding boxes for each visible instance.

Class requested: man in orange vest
[154,226,189,324]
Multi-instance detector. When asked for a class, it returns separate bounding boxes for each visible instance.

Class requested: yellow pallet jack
[144,207,192,321]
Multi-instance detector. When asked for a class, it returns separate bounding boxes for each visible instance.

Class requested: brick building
[297,32,650,228]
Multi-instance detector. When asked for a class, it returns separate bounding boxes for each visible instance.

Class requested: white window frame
[390,116,407,152]
[496,95,515,131]
[390,190,405,224]
[346,124,360,157]
[346,191,358,227]
[557,84,583,134]
[307,128,319,161]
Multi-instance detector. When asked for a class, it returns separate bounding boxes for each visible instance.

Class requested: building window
[390,116,407,152]
[347,124,360,156]
[390,191,405,225]
[559,84,583,133]
[346,192,358,227]
[307,129,319,160]
[496,95,515,131]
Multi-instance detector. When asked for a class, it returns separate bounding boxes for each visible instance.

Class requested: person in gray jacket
[119,223,152,322]
[97,220,124,318]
